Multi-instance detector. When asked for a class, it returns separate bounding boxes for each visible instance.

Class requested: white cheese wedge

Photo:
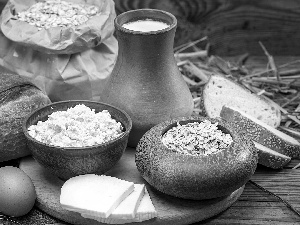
[131,188,158,222]
[82,183,145,219]
[82,188,158,224]
[60,174,134,218]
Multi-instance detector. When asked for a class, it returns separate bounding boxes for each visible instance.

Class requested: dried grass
[176,38,300,133]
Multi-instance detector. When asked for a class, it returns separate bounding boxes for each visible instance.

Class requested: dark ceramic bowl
[23,100,132,180]
[136,116,258,200]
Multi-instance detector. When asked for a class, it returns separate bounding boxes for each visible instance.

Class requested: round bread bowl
[135,116,258,200]
[23,100,132,180]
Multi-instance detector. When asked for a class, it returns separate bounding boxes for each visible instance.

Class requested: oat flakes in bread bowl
[135,116,258,200]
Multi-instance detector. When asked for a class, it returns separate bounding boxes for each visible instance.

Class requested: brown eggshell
[0,166,36,217]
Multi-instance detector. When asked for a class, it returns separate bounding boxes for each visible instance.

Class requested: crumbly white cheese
[28,104,124,147]
[161,120,233,156]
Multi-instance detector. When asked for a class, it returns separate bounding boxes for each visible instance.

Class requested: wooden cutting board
[19,147,244,225]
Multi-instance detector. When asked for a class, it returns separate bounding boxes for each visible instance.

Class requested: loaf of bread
[201,74,281,128]
[0,71,51,162]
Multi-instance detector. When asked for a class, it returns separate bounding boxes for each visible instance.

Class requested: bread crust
[0,73,50,162]
[201,74,281,128]
[220,106,300,159]
[136,116,258,200]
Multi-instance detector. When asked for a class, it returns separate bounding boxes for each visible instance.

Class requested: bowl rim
[22,100,132,151]
[137,116,245,159]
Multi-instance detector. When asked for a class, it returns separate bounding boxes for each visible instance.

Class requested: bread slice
[254,142,291,169]
[220,106,300,158]
[201,74,281,127]
[82,188,157,224]
[81,184,145,220]
[60,174,134,218]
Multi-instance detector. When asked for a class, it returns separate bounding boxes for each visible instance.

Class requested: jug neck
[115,27,176,62]
[114,9,178,65]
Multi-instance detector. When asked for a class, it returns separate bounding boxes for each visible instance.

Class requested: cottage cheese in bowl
[28,104,124,147]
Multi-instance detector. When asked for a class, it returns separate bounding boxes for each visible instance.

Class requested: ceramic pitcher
[101,9,194,147]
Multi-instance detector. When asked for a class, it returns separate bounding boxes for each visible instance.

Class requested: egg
[0,166,36,217]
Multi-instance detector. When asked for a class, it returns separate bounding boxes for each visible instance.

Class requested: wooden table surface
[1,150,300,225]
